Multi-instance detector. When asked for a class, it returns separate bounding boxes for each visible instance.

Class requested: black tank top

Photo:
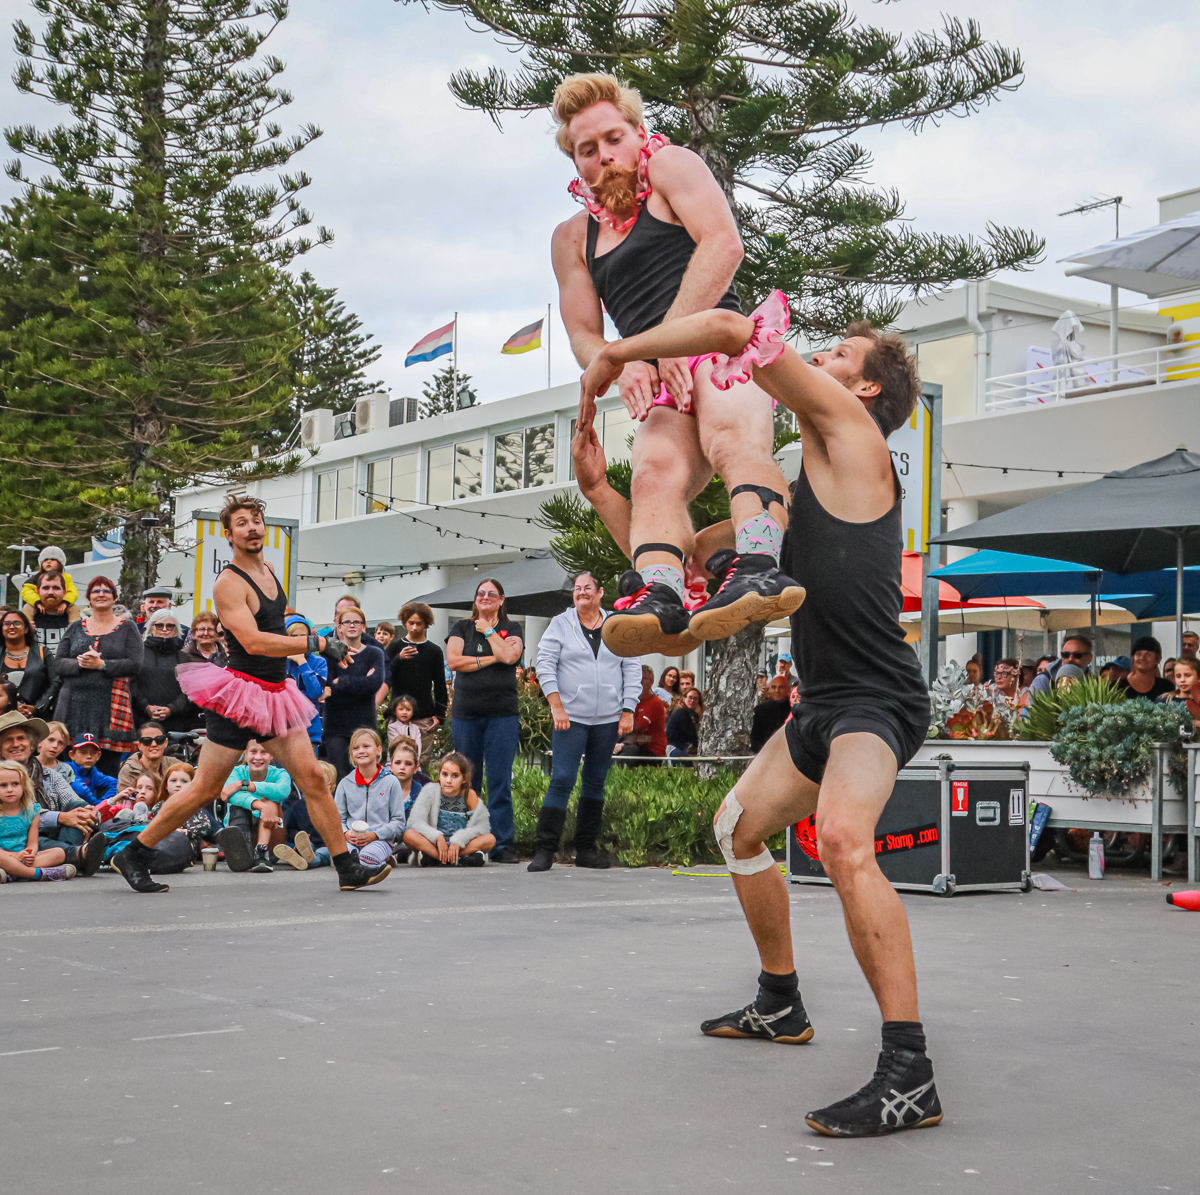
[783,463,929,721]
[222,563,287,683]
[585,209,742,339]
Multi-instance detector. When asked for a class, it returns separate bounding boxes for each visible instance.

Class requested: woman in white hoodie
[530,572,641,872]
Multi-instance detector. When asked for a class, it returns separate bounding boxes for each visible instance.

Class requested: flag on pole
[405,320,455,367]
[501,318,544,355]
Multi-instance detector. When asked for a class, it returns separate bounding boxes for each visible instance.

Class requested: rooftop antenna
[1060,195,1123,371]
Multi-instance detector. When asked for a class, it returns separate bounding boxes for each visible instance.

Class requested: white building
[66,189,1200,673]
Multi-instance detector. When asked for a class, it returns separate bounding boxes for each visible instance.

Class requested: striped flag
[501,318,544,355]
[405,320,454,367]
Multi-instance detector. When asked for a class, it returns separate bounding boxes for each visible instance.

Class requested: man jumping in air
[578,297,938,1138]
[113,495,391,895]
[551,73,804,657]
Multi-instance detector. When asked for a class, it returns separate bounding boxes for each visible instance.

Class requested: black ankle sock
[332,851,358,874]
[881,1020,927,1056]
[756,969,799,1014]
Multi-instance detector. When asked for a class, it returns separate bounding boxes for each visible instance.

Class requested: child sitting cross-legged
[0,759,76,881]
[216,739,291,874]
[331,728,406,869]
[403,751,495,867]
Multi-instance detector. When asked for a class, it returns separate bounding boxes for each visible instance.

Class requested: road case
[787,759,1031,896]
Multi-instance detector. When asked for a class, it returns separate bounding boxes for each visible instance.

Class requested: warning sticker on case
[951,780,969,816]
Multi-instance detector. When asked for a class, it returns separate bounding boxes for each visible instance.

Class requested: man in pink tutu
[113,495,391,895]
[579,304,939,1140]
[550,72,804,658]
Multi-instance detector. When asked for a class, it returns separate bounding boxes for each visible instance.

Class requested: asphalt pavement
[2,860,1197,1194]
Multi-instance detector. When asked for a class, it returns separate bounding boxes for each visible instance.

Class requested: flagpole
[452,311,458,409]
[546,302,551,390]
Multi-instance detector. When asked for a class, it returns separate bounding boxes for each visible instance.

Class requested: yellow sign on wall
[192,515,295,613]
[887,398,933,553]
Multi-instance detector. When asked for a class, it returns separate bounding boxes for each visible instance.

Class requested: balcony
[983,340,1200,412]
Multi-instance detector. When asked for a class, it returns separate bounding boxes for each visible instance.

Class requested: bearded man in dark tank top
[578,302,939,1140]
[550,73,805,658]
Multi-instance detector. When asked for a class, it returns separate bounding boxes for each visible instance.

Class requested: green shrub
[509,760,784,867]
[1018,676,1125,741]
[1050,698,1193,797]
[517,681,551,761]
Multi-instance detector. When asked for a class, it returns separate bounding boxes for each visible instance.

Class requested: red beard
[590,163,640,221]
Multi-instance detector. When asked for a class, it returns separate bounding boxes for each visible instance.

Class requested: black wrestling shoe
[417,852,443,867]
[79,832,107,877]
[217,826,253,873]
[805,1048,943,1138]
[250,845,274,873]
[688,551,805,642]
[334,849,391,890]
[700,996,814,1045]
[602,570,701,658]
[458,851,486,867]
[112,840,170,894]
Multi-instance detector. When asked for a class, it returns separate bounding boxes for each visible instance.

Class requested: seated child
[333,728,406,868]
[0,760,75,881]
[67,733,119,805]
[155,761,220,853]
[20,546,79,611]
[403,751,495,867]
[274,761,334,871]
[95,771,158,825]
[385,694,422,757]
[216,740,290,874]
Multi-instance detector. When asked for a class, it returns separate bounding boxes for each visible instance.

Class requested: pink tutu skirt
[709,289,791,390]
[176,661,316,740]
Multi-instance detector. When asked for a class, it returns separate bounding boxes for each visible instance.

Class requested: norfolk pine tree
[420,365,478,418]
[416,0,1044,753]
[0,0,330,603]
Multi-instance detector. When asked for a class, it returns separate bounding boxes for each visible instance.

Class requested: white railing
[984,340,1200,412]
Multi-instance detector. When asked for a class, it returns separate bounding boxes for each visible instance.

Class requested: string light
[357,490,541,552]
[943,460,1105,477]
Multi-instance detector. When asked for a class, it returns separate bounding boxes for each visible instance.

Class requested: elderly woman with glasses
[54,576,145,776]
[133,606,196,734]
[446,578,524,864]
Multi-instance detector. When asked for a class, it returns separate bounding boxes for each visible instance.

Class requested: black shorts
[783,700,928,785]
[205,709,261,752]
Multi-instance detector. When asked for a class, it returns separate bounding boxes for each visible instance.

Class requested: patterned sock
[639,564,685,599]
[735,512,783,561]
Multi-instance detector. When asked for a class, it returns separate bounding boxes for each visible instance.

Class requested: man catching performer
[578,298,938,1138]
[551,72,804,657]
[112,495,392,895]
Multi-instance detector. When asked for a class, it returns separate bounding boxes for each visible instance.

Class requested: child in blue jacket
[285,614,327,747]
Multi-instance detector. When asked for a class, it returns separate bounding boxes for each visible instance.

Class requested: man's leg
[804,733,940,1137]
[114,738,240,892]
[263,730,390,890]
[688,363,805,641]
[602,406,712,657]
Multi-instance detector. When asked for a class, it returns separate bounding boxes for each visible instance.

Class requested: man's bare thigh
[632,403,714,500]
[689,360,777,456]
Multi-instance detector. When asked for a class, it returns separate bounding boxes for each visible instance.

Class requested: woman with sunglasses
[0,606,51,718]
[117,720,170,791]
[54,576,145,776]
[134,607,196,735]
[446,578,524,863]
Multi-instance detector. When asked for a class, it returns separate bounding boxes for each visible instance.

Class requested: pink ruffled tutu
[176,661,316,740]
[709,289,791,391]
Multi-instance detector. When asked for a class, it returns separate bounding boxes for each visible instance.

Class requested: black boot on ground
[573,799,610,868]
[805,1048,942,1137]
[602,570,700,658]
[112,838,170,894]
[334,848,392,891]
[216,825,253,873]
[79,832,107,877]
[688,550,805,642]
[528,806,567,872]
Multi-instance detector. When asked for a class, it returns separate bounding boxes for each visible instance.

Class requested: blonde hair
[389,737,419,764]
[43,721,70,748]
[553,72,644,154]
[0,760,36,813]
[350,727,382,753]
[317,760,338,795]
[335,605,367,627]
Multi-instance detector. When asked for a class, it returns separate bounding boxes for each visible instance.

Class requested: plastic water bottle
[1088,832,1105,880]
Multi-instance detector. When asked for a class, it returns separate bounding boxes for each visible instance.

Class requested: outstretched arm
[570,424,632,558]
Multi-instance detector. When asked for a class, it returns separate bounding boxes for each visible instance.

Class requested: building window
[601,405,634,464]
[427,445,454,504]
[454,438,484,499]
[366,452,418,511]
[316,465,355,523]
[493,422,556,492]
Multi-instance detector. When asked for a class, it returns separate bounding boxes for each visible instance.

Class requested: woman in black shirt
[446,578,523,863]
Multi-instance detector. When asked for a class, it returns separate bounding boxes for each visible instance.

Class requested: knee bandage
[713,789,776,876]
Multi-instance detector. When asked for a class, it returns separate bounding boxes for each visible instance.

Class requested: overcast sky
[2,0,1199,403]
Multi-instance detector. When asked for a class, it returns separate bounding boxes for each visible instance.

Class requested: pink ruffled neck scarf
[568,133,671,233]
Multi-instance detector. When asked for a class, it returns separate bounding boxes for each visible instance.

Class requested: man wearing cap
[0,711,106,874]
[67,732,119,805]
[1098,656,1132,687]
[138,587,187,635]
